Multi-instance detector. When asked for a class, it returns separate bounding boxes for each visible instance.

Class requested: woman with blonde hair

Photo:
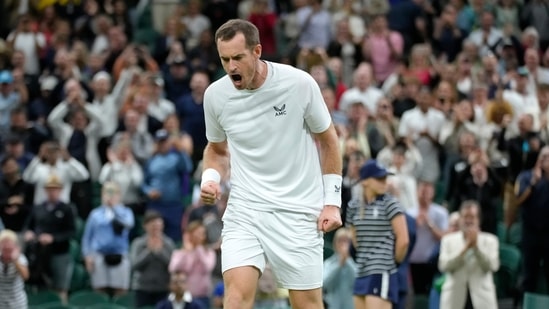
[0,229,29,308]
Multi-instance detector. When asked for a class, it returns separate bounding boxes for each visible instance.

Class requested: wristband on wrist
[323,174,343,207]
[201,168,221,187]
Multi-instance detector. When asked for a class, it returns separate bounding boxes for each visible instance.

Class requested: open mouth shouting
[230,73,243,88]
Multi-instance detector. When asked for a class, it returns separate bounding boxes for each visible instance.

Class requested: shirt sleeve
[204,84,227,143]
[345,200,358,226]
[386,198,404,221]
[303,74,332,134]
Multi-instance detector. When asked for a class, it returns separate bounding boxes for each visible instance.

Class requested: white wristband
[201,168,221,187]
[323,174,342,207]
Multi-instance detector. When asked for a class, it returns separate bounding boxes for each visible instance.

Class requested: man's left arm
[473,234,500,273]
[314,123,343,232]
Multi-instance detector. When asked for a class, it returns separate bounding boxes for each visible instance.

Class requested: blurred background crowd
[0,0,549,308]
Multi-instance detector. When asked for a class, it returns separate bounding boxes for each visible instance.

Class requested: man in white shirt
[339,62,384,114]
[503,67,540,129]
[467,10,503,57]
[147,76,175,122]
[6,15,45,76]
[398,88,446,183]
[200,19,342,309]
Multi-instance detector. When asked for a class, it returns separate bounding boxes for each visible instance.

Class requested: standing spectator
[23,175,76,304]
[295,0,332,53]
[497,113,544,227]
[23,141,89,206]
[6,15,46,76]
[99,139,145,215]
[82,181,134,297]
[169,221,216,309]
[155,272,204,309]
[0,70,21,132]
[438,200,499,309]
[176,70,209,169]
[433,4,467,63]
[0,157,33,232]
[131,210,175,308]
[346,159,409,309]
[450,150,502,234]
[398,87,446,183]
[248,0,278,60]
[8,105,51,155]
[323,227,357,309]
[362,14,404,85]
[111,109,155,166]
[142,129,193,242]
[181,0,212,51]
[0,134,34,171]
[408,181,449,296]
[467,10,504,57]
[0,229,29,309]
[47,78,104,181]
[339,62,384,114]
[147,75,176,122]
[515,146,549,294]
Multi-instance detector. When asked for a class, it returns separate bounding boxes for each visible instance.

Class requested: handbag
[103,254,123,266]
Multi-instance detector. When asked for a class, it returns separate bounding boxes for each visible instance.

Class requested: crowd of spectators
[0,0,549,308]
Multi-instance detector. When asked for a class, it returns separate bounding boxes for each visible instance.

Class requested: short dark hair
[214,19,260,50]
[459,199,482,221]
[143,210,163,225]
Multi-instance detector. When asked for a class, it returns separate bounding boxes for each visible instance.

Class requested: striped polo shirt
[346,193,404,278]
[0,255,28,308]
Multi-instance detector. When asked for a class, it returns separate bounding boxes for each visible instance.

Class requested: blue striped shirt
[346,193,404,277]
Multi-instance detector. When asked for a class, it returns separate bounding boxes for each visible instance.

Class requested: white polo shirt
[204,61,332,214]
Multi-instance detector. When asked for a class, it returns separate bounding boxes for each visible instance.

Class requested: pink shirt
[364,32,404,83]
[168,246,216,297]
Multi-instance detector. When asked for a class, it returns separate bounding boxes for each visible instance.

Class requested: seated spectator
[169,221,216,309]
[23,175,76,304]
[0,229,29,309]
[0,156,33,232]
[112,109,155,166]
[142,129,193,242]
[82,181,134,297]
[99,139,145,215]
[22,141,89,206]
[323,227,357,309]
[345,101,385,159]
[155,272,204,309]
[438,200,499,309]
[131,210,175,308]
[408,181,449,295]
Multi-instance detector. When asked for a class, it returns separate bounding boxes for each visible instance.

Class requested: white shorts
[221,205,324,290]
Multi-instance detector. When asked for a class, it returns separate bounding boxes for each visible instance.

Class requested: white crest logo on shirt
[273,104,287,116]
[373,207,379,218]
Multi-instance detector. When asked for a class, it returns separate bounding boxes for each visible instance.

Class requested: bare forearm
[316,124,343,175]
[202,142,230,176]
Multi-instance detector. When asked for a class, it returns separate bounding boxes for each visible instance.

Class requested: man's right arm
[202,141,230,176]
